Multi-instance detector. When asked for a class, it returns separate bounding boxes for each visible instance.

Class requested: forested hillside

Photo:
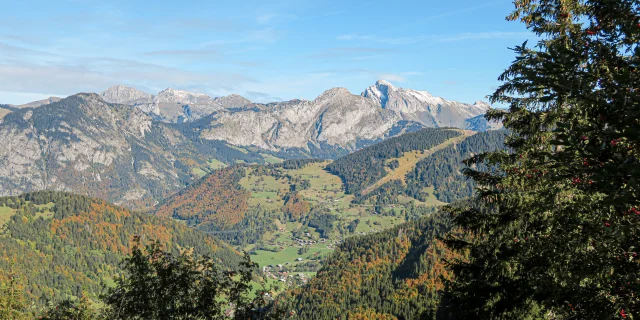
[280,210,460,319]
[406,130,506,202]
[326,128,462,194]
[357,130,507,205]
[0,191,243,305]
[156,167,251,229]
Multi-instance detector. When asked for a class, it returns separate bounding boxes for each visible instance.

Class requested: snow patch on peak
[156,88,213,105]
[375,79,395,88]
[158,88,207,97]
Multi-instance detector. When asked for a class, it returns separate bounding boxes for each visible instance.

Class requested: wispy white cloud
[386,1,507,32]
[0,42,256,100]
[378,74,407,83]
[322,10,345,17]
[249,28,280,44]
[376,71,422,83]
[422,1,506,21]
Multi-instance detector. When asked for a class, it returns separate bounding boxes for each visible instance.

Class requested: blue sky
[0,0,534,105]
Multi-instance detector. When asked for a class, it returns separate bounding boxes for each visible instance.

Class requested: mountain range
[99,80,500,152]
[0,80,501,206]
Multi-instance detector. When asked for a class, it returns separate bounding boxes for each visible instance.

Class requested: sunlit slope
[0,191,244,305]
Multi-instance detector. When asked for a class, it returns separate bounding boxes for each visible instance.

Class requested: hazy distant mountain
[100,86,242,123]
[10,96,63,109]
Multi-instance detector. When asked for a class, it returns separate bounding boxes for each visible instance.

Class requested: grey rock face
[213,94,253,110]
[198,87,395,151]
[100,85,154,105]
[0,93,210,207]
[152,88,224,122]
[362,80,489,128]
[192,80,498,153]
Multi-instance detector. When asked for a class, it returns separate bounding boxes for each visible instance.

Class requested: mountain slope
[0,104,16,119]
[280,211,459,319]
[0,93,265,208]
[325,128,463,195]
[0,191,244,304]
[355,130,507,205]
[99,84,154,107]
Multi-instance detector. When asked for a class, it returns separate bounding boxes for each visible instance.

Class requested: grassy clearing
[250,242,332,268]
[260,153,284,164]
[35,202,55,219]
[354,214,402,234]
[229,145,249,154]
[192,167,208,177]
[0,206,16,228]
[207,159,228,170]
[0,202,54,228]
[192,159,229,177]
[0,109,10,119]
[240,169,288,210]
[288,162,352,208]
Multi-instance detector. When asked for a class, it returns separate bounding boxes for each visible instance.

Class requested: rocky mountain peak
[156,88,213,104]
[100,85,153,105]
[473,100,491,110]
[315,87,352,101]
[214,94,252,109]
[375,79,396,89]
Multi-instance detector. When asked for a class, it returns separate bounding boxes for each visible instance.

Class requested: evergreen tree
[42,237,286,319]
[444,0,640,319]
[0,266,31,320]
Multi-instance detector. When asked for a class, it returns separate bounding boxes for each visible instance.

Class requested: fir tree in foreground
[39,238,285,320]
[444,0,639,319]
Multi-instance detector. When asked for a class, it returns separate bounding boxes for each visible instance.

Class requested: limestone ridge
[192,80,500,152]
[362,80,491,129]
[0,93,219,207]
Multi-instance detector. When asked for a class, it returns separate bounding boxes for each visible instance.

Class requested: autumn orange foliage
[155,167,250,228]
